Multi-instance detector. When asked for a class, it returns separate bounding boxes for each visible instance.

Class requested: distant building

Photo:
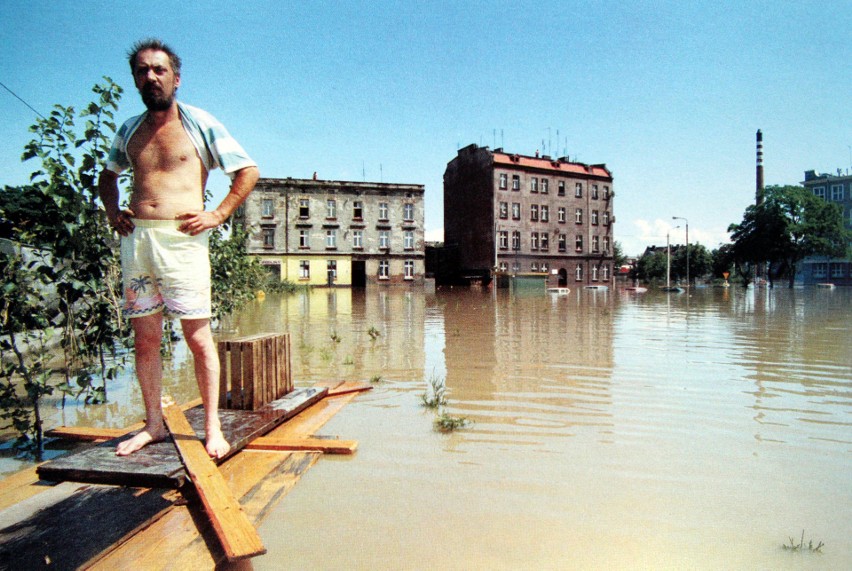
[443,144,615,287]
[235,177,425,287]
[800,170,852,286]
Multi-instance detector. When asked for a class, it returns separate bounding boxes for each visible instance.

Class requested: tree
[671,243,713,284]
[728,185,850,287]
[636,248,668,283]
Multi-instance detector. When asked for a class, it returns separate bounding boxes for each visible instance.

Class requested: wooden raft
[36,387,327,488]
[0,384,369,570]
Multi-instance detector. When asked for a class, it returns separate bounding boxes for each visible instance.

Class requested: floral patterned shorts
[120,219,211,320]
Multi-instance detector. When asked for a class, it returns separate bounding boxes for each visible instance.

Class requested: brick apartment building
[443,144,615,287]
[800,169,852,286]
[235,177,425,287]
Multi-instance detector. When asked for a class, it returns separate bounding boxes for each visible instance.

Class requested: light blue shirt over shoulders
[106,101,256,180]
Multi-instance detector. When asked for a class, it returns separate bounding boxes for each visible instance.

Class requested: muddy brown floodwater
[4,285,850,569]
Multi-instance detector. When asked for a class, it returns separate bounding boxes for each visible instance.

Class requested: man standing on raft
[98,38,259,458]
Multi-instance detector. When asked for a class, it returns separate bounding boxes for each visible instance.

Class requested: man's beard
[141,85,175,111]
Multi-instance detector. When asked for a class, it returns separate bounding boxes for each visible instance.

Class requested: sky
[1,1,850,256]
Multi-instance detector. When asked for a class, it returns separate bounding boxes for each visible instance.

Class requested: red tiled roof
[492,152,611,179]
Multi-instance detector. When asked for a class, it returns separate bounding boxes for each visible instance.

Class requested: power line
[0,80,46,119]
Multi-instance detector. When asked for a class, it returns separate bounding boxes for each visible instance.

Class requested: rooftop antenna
[756,129,764,205]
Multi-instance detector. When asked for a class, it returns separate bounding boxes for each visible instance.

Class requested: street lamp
[672,216,688,288]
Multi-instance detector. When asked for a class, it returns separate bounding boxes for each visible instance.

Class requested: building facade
[800,169,852,286]
[235,177,426,287]
[443,144,615,287]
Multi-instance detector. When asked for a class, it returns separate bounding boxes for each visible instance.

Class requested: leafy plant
[421,373,447,408]
[367,326,380,340]
[782,530,824,553]
[369,374,383,384]
[433,412,471,433]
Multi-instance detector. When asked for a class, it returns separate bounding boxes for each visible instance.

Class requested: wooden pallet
[219,333,293,410]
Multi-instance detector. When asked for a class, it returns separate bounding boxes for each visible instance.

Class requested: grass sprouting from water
[782,530,824,553]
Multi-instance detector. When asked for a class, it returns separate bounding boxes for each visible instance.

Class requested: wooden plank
[327,381,374,397]
[230,342,243,409]
[162,404,266,562]
[46,426,127,441]
[0,483,177,570]
[244,340,256,411]
[87,390,359,569]
[37,387,328,488]
[246,436,357,454]
[218,341,228,409]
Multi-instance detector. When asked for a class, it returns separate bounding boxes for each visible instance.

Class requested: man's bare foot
[205,427,230,459]
[116,427,168,456]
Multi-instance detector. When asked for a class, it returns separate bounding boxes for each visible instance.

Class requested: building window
[299,198,310,218]
[540,233,549,251]
[404,260,415,280]
[603,186,610,199]
[531,262,538,272]
[558,207,566,223]
[592,185,599,199]
[602,211,610,226]
[592,210,599,225]
[530,204,538,222]
[813,186,825,199]
[353,200,363,220]
[498,231,509,249]
[327,260,337,282]
[299,229,310,248]
[831,184,845,201]
[404,230,414,250]
[512,261,520,272]
[499,202,508,219]
[558,234,567,252]
[575,235,583,252]
[541,179,548,194]
[575,208,583,224]
[575,183,583,198]
[499,173,508,189]
[326,229,337,249]
[403,203,414,221]
[353,229,363,249]
[511,230,521,251]
[530,177,538,193]
[813,262,828,278]
[558,181,565,196]
[592,265,599,281]
[262,227,274,249]
[541,205,549,222]
[378,260,389,280]
[592,235,600,253]
[603,236,611,253]
[379,230,390,249]
[379,202,389,220]
[602,264,610,280]
[512,203,521,220]
[830,263,844,278]
[575,264,583,281]
[326,199,337,219]
[299,260,310,279]
[531,232,539,251]
[541,262,548,273]
[499,262,508,272]
[512,175,520,191]
[261,198,274,218]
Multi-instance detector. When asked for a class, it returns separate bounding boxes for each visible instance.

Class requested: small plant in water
[782,530,824,553]
[369,374,383,383]
[421,374,447,408]
[434,412,471,433]
[343,355,354,365]
[367,326,381,340]
[330,332,341,344]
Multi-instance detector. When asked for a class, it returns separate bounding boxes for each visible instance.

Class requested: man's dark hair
[128,38,182,76]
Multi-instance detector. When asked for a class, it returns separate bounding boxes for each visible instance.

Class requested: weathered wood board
[36,386,327,488]
[162,404,266,562]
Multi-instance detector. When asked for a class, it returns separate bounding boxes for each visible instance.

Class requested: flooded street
[4,286,851,569]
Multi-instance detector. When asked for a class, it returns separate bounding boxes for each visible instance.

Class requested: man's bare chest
[127,119,200,173]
